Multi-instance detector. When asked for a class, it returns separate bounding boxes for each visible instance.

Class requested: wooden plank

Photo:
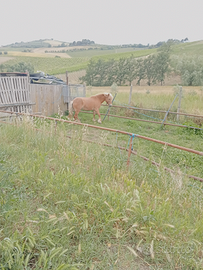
[22,77,26,102]
[0,79,7,104]
[4,78,10,103]
[18,77,23,103]
[8,77,15,103]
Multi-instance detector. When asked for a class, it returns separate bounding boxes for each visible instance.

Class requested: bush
[6,61,34,73]
[176,56,203,86]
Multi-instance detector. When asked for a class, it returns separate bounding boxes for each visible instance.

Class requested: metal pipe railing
[0,109,202,156]
[102,104,203,118]
[81,111,203,131]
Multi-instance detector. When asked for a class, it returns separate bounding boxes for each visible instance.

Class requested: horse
[68,93,113,123]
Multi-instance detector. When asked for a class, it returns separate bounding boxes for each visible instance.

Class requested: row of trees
[69,39,95,46]
[81,41,203,87]
[81,45,171,86]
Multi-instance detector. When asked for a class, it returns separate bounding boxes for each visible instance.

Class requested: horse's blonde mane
[104,92,113,98]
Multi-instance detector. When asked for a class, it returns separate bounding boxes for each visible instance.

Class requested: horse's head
[104,93,113,106]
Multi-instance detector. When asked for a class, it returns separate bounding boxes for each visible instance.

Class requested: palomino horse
[68,93,113,123]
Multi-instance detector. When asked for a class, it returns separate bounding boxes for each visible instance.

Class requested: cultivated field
[0,87,203,269]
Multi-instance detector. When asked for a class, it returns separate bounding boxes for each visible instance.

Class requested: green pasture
[0,88,203,269]
[73,87,203,178]
[112,89,203,115]
[171,41,203,57]
[88,86,203,115]
[91,48,156,62]
[0,56,89,75]
[67,47,149,58]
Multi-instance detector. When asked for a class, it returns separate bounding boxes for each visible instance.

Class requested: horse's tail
[68,100,74,118]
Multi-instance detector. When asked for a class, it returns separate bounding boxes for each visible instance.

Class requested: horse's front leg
[92,110,96,122]
[95,109,102,124]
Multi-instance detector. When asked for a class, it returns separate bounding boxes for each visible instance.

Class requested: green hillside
[0,56,89,74]
[171,40,203,57]
[1,40,203,75]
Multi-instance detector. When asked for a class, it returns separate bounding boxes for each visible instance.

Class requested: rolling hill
[0,39,203,79]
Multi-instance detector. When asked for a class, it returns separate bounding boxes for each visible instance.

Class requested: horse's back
[73,96,101,111]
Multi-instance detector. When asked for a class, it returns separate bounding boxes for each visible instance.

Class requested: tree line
[81,42,203,87]
[81,44,171,86]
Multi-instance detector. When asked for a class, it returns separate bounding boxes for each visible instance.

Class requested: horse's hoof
[98,120,102,124]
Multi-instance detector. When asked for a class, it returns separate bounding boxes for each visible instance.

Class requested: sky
[0,0,203,47]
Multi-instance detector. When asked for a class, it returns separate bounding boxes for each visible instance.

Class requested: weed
[0,116,203,269]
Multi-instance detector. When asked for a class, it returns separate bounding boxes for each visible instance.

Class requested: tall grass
[0,116,203,269]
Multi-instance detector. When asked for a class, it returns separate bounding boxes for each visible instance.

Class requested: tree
[135,58,145,85]
[143,55,156,86]
[115,58,127,85]
[157,40,173,54]
[6,62,34,73]
[176,56,203,86]
[81,59,97,86]
[124,56,137,86]
[154,51,170,85]
[81,59,116,86]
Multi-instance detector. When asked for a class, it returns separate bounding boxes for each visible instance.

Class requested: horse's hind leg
[95,109,102,124]
[74,110,81,123]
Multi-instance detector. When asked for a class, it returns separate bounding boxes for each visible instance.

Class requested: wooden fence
[30,84,85,116]
[0,75,32,113]
[30,84,67,116]
[0,73,86,117]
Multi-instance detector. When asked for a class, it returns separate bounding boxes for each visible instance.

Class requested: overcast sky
[0,0,202,46]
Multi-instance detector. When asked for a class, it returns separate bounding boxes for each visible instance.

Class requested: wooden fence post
[128,84,133,105]
[66,71,68,85]
[177,86,182,122]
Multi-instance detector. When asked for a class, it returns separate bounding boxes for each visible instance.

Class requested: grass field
[171,41,203,57]
[66,48,149,58]
[0,88,203,269]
